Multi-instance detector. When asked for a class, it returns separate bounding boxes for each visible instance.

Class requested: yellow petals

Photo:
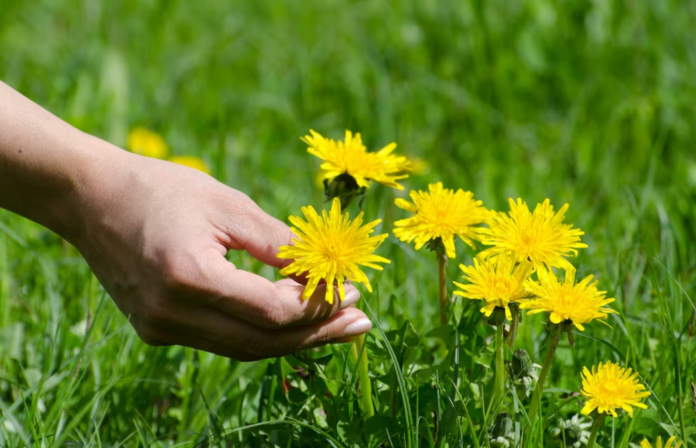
[453,251,533,320]
[169,156,210,174]
[277,198,391,304]
[393,182,489,259]
[127,127,169,159]
[579,361,651,417]
[479,198,587,272]
[302,130,411,190]
[520,267,617,331]
[641,436,682,448]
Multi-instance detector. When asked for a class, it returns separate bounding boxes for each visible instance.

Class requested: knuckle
[233,190,256,210]
[162,252,207,292]
[258,299,290,329]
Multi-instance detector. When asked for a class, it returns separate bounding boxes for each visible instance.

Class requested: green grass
[1,0,695,446]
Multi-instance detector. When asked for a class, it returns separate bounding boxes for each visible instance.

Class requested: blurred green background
[1,0,695,445]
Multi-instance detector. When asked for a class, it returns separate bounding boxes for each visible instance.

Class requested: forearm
[0,81,119,240]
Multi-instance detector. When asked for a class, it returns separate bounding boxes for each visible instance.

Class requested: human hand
[68,147,372,361]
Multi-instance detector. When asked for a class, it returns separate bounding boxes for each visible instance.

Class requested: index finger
[219,191,295,270]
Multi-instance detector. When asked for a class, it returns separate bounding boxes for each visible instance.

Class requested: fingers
[204,256,361,329]
[222,192,294,269]
[185,306,372,361]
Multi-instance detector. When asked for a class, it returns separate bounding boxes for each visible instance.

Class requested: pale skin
[0,81,371,361]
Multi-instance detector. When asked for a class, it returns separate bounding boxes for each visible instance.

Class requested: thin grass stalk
[350,334,374,418]
[363,299,415,447]
[650,265,689,446]
[586,413,606,448]
[528,323,563,419]
[438,252,447,326]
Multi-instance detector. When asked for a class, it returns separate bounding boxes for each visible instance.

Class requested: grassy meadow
[1,0,695,446]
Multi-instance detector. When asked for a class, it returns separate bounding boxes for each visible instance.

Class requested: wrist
[50,134,128,244]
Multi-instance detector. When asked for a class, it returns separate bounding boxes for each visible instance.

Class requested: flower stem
[494,322,506,406]
[586,413,606,448]
[507,304,520,349]
[438,252,448,326]
[528,323,563,419]
[350,334,374,418]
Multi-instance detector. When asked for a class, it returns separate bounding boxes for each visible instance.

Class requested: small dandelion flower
[453,252,533,320]
[580,361,651,417]
[393,182,489,259]
[641,436,682,448]
[277,198,390,304]
[169,155,210,174]
[479,198,587,272]
[127,127,169,159]
[520,267,617,331]
[302,129,411,190]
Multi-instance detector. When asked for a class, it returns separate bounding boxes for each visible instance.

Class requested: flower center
[602,381,618,392]
[517,232,537,255]
[490,277,514,299]
[322,244,341,262]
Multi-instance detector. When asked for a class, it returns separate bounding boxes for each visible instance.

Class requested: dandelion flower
[479,198,587,272]
[393,182,489,259]
[278,198,390,304]
[641,436,682,448]
[453,252,533,320]
[169,155,210,174]
[127,127,169,159]
[302,130,411,190]
[521,267,617,331]
[580,361,651,417]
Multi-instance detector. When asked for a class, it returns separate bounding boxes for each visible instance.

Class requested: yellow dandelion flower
[478,198,587,272]
[127,127,169,159]
[453,252,534,320]
[302,129,411,190]
[580,361,651,417]
[520,267,617,331]
[169,156,210,175]
[641,436,682,448]
[277,198,390,304]
[393,182,489,259]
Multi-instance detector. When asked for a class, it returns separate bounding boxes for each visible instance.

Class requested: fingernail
[339,288,361,309]
[344,318,372,336]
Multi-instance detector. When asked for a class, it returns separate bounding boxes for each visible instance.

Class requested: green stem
[438,252,448,326]
[350,334,374,418]
[507,304,520,349]
[586,413,606,448]
[494,322,506,406]
[528,324,563,419]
